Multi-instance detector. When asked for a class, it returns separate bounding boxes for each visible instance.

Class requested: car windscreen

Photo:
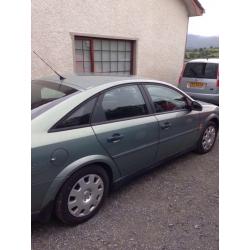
[31,80,78,110]
[183,63,218,79]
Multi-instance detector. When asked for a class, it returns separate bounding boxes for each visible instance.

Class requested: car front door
[144,84,201,162]
[91,84,159,177]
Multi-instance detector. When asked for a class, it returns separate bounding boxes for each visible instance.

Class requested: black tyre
[55,165,109,225]
[195,121,218,154]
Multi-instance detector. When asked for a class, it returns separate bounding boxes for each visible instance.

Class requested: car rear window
[31,80,77,110]
[183,63,218,79]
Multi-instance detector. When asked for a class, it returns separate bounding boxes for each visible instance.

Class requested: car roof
[187,58,219,64]
[37,74,148,91]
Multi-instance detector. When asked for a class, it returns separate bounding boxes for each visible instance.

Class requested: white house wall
[32,0,189,85]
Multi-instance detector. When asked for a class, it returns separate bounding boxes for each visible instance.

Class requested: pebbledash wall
[32,0,200,85]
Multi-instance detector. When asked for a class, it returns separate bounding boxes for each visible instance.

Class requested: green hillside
[185,47,219,60]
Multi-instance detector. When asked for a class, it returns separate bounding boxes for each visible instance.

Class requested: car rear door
[143,84,201,162]
[179,62,219,95]
[91,84,159,177]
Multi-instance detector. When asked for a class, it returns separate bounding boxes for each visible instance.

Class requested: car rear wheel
[195,121,218,154]
[55,165,109,225]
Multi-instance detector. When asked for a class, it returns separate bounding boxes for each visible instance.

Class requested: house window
[74,36,134,75]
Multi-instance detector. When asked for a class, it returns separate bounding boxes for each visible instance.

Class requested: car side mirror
[191,100,203,111]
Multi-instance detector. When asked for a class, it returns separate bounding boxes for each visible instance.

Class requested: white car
[178,58,219,105]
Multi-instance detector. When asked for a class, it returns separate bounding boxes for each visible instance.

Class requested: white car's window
[183,63,218,79]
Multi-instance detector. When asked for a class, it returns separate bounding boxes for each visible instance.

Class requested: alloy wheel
[202,125,216,151]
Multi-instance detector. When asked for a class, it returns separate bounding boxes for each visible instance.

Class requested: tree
[189,52,196,59]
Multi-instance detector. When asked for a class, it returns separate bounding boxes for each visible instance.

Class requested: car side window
[145,85,188,113]
[95,85,148,123]
[53,97,97,130]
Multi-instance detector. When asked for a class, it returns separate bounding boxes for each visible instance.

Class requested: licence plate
[188,82,206,88]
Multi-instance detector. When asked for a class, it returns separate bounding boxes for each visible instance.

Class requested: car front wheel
[195,121,218,154]
[55,165,109,225]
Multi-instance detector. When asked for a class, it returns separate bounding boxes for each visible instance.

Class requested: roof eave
[183,0,205,17]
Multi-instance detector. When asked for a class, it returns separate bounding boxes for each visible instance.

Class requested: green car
[32,75,219,225]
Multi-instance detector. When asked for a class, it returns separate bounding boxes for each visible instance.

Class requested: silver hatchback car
[178,59,219,105]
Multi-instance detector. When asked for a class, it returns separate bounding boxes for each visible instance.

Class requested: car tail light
[178,64,185,84]
[216,67,219,87]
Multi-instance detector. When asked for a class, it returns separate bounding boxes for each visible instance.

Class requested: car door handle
[160,122,171,130]
[107,133,124,143]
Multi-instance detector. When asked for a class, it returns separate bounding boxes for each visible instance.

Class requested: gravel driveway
[32,139,219,250]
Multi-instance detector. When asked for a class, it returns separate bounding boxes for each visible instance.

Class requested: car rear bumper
[186,92,219,106]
